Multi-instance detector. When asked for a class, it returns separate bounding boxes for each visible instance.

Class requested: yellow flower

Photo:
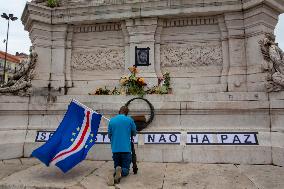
[120,75,129,82]
[137,77,146,86]
[120,87,126,95]
[120,76,129,85]
[128,66,138,74]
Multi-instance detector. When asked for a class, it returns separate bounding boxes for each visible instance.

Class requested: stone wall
[21,0,284,95]
[160,16,224,94]
[70,22,125,94]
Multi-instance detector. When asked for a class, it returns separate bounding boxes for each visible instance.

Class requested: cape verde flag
[32,100,102,173]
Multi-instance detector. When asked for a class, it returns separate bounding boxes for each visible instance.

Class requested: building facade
[0,51,21,83]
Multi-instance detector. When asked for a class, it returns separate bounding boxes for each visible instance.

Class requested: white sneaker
[114,166,122,184]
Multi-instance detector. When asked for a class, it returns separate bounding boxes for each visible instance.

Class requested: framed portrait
[135,47,150,66]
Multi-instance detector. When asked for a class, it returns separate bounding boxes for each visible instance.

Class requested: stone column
[218,16,230,91]
[154,19,163,79]
[29,22,52,95]
[50,24,68,93]
[244,5,279,92]
[27,22,68,95]
[65,25,73,89]
[125,18,159,84]
[225,12,248,92]
[121,21,130,74]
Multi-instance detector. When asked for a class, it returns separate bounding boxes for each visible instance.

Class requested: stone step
[56,92,269,103]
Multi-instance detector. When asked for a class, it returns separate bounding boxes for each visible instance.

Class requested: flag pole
[99,114,110,122]
[72,99,110,122]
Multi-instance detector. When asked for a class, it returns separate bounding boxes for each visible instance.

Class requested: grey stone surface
[238,165,284,189]
[20,158,41,166]
[0,143,24,160]
[2,159,22,165]
[272,147,284,166]
[80,161,115,189]
[163,163,257,189]
[182,146,272,164]
[0,160,104,189]
[0,163,32,180]
[0,158,39,181]
[115,162,166,189]
[0,159,284,189]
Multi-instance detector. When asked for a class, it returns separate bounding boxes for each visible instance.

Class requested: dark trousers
[112,152,132,176]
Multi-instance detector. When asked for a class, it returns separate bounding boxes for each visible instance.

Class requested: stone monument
[0,0,284,166]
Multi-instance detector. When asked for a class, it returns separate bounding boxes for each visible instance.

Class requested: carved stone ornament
[71,48,124,71]
[160,44,223,68]
[0,47,38,96]
[259,33,284,92]
[32,0,112,5]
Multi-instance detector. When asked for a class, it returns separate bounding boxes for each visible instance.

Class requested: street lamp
[1,13,17,84]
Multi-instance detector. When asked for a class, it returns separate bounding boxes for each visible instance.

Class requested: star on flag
[70,127,97,149]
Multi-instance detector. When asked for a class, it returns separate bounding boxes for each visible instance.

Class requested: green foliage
[47,0,59,8]
[126,81,146,97]
[111,87,120,95]
[146,85,168,95]
[89,86,121,95]
[120,67,147,97]
[146,72,171,95]
[163,72,170,89]
[93,87,110,95]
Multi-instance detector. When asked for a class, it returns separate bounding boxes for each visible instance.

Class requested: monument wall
[0,0,284,166]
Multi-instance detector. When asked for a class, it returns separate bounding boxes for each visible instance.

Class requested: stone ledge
[55,92,269,103]
[272,147,284,166]
[0,144,24,160]
[23,0,284,28]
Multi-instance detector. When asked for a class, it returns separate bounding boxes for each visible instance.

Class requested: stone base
[0,93,284,166]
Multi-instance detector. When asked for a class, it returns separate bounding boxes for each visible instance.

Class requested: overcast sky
[0,0,283,55]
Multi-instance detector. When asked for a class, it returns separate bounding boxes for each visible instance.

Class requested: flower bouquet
[120,66,147,96]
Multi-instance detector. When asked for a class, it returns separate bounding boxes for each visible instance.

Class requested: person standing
[107,106,137,185]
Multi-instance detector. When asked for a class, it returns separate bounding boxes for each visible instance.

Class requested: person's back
[108,114,136,153]
[107,106,136,186]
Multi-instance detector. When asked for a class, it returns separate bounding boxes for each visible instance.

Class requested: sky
[0,1,283,55]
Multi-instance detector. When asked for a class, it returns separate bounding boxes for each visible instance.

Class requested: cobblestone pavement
[0,158,283,189]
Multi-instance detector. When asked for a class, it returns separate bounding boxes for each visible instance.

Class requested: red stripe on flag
[52,111,90,162]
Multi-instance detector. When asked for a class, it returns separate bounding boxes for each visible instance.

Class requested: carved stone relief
[259,33,284,92]
[73,23,121,33]
[163,17,218,28]
[71,48,124,71]
[161,44,223,67]
[0,47,38,96]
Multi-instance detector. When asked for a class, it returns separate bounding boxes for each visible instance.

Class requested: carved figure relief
[0,47,38,96]
[259,33,284,92]
[71,48,124,71]
[161,44,223,67]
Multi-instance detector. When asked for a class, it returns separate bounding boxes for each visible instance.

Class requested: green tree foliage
[47,0,59,8]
